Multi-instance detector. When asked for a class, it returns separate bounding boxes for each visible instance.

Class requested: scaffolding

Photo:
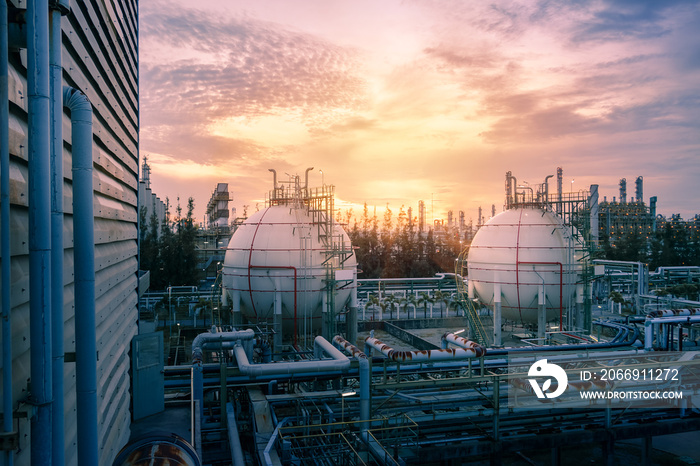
[265,171,354,345]
[206,183,232,230]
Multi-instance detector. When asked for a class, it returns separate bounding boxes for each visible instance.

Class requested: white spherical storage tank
[467,207,579,324]
[222,204,357,341]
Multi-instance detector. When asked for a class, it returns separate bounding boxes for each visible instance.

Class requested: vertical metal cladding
[1,1,139,465]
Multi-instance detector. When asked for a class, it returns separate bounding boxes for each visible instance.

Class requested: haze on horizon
[140,0,700,225]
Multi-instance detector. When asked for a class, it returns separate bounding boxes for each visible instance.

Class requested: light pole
[320,169,324,186]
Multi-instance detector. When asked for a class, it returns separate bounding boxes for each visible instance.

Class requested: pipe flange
[49,0,70,15]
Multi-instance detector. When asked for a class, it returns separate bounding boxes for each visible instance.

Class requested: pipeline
[49,3,68,465]
[28,0,54,463]
[487,320,639,356]
[644,313,700,351]
[365,336,484,362]
[1,0,14,464]
[191,328,255,363]
[64,85,97,466]
[647,308,700,319]
[234,336,349,378]
[191,328,255,419]
[225,403,245,466]
[333,336,370,432]
[441,332,485,355]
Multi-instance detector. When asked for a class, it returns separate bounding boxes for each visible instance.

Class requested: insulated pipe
[538,283,546,341]
[231,289,241,326]
[493,281,502,346]
[49,3,67,464]
[191,329,255,363]
[647,309,700,318]
[441,333,484,354]
[233,336,349,378]
[348,273,359,345]
[191,328,255,419]
[28,0,54,463]
[333,336,370,432]
[1,1,14,464]
[225,403,245,466]
[365,336,484,361]
[303,166,314,190]
[268,168,277,194]
[273,283,282,354]
[644,315,700,351]
[543,174,553,202]
[486,321,639,356]
[64,86,97,466]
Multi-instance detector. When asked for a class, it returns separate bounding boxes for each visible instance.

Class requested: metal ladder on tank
[306,184,354,339]
[454,247,491,346]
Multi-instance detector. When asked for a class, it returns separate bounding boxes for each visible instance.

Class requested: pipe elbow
[63,86,92,114]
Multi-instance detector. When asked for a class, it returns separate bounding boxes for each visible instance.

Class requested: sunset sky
[139,0,700,226]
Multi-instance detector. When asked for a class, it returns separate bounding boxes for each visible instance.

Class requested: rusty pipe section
[441,332,486,356]
[647,308,700,319]
[365,336,484,362]
[333,335,368,360]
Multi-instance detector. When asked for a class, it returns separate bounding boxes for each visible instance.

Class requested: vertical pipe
[273,284,282,356]
[358,356,369,433]
[322,289,329,339]
[49,5,65,465]
[538,284,546,341]
[493,282,501,346]
[192,359,203,420]
[28,0,54,463]
[644,321,653,351]
[64,86,97,466]
[231,289,241,326]
[1,0,15,464]
[347,273,358,345]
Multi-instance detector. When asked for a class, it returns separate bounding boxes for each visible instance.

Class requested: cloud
[139,0,700,222]
[140,6,366,125]
[542,0,696,45]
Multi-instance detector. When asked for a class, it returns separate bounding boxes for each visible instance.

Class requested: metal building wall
[1,0,138,465]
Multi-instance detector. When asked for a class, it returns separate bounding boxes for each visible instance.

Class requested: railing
[275,415,419,465]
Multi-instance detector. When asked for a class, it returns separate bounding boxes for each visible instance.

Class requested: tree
[383,294,399,320]
[139,196,200,290]
[417,292,433,319]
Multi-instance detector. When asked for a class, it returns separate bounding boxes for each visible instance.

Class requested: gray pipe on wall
[64,86,98,466]
[1,0,15,464]
[49,2,68,464]
[28,0,54,463]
